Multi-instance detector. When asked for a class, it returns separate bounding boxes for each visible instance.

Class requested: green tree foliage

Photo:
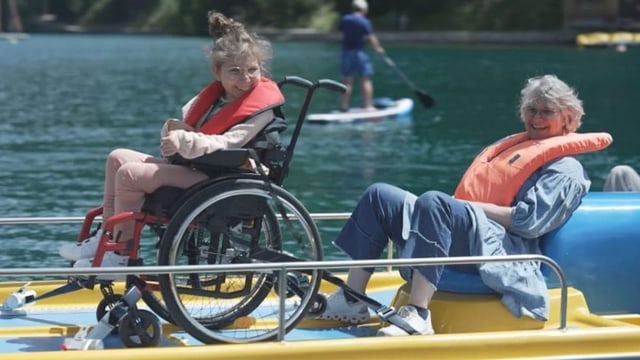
[10,0,564,34]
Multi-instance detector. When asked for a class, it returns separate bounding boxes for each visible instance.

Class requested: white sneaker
[59,229,103,261]
[376,305,434,336]
[316,288,370,324]
[73,252,129,281]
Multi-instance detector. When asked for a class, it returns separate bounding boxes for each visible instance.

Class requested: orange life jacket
[183,78,285,135]
[453,132,612,206]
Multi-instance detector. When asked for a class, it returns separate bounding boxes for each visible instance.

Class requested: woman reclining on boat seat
[316,74,612,336]
[58,10,284,279]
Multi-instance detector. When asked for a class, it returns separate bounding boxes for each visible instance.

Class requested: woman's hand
[165,119,194,132]
[161,120,195,157]
[468,201,513,229]
[160,132,180,157]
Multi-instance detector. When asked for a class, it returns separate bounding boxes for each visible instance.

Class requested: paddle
[381,54,435,109]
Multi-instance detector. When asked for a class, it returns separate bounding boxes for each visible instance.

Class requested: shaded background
[3,0,640,35]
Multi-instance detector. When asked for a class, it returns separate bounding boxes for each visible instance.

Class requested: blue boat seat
[436,192,640,315]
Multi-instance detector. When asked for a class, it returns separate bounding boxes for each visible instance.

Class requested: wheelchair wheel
[157,178,323,344]
[141,287,174,324]
[96,293,122,334]
[118,309,162,348]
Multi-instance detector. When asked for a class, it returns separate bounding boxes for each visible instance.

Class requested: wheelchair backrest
[264,77,346,185]
[245,115,288,185]
[241,76,346,186]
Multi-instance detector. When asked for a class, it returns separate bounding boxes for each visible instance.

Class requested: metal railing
[0,213,342,225]
[0,215,569,340]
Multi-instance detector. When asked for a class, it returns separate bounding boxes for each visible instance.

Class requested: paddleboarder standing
[339,0,385,112]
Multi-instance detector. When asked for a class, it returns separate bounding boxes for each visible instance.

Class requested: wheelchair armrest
[187,149,251,169]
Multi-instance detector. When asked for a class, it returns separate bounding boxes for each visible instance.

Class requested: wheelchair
[50,76,347,346]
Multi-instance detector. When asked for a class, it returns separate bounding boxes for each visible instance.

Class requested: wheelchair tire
[96,293,122,335]
[141,288,175,325]
[157,177,323,344]
[118,309,162,348]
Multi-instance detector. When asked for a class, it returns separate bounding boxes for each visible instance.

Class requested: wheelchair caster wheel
[275,272,310,298]
[118,309,161,347]
[307,293,327,315]
[96,294,123,334]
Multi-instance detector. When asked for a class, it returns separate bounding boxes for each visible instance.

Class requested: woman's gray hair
[207,11,273,77]
[519,74,584,133]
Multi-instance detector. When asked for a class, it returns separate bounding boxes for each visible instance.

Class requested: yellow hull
[1,272,639,360]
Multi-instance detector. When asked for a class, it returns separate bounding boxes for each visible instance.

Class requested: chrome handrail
[0,213,353,225]
[0,216,569,339]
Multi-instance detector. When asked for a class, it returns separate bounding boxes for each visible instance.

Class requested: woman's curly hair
[207,11,273,77]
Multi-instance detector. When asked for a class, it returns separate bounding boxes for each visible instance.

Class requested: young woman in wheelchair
[58,11,285,278]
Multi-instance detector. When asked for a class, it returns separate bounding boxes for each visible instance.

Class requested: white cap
[353,0,368,11]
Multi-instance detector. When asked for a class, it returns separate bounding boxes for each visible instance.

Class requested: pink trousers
[102,148,209,245]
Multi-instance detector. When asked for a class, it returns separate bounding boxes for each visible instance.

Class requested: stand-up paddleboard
[306,97,413,124]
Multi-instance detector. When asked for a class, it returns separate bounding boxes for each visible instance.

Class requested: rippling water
[1,34,639,272]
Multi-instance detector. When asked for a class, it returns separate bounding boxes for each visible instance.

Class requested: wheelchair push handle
[278,76,345,94]
[279,76,314,89]
[273,75,348,186]
[316,79,346,94]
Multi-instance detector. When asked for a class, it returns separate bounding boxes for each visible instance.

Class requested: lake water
[0,34,639,271]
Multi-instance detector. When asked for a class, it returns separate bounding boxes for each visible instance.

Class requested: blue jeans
[333,183,477,287]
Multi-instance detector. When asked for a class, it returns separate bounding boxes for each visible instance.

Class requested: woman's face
[214,55,261,100]
[522,103,568,140]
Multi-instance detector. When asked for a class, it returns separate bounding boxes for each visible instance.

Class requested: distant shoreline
[17,22,582,45]
[259,29,579,45]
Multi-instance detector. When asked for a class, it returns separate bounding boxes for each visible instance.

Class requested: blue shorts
[341,49,373,77]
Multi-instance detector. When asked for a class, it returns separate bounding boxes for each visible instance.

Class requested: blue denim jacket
[466,156,590,320]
